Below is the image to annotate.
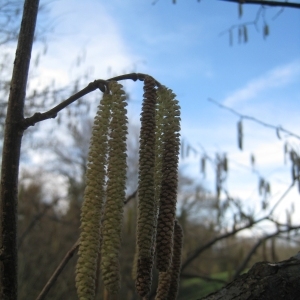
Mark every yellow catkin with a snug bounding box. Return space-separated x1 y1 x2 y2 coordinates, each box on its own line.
100 81 128 295
155 86 181 272
135 76 157 298
75 88 112 300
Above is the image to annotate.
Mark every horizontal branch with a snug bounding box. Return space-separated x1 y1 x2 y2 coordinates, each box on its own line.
21 73 159 130
219 0 300 9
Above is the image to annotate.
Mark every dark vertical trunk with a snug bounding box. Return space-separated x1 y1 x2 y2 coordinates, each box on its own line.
0 0 39 299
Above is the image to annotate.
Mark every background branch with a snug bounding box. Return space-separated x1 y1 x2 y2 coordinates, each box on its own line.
35 239 80 300
208 98 300 140
219 0 300 9
36 189 138 298
233 225 300 279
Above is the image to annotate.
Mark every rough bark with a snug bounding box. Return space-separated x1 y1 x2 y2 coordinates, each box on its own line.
200 253 300 300
0 0 39 299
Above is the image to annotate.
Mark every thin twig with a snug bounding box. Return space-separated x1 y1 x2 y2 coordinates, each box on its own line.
233 225 300 279
181 181 295 273
269 181 295 215
35 239 80 300
181 216 267 272
36 189 137 299
22 73 160 129
18 198 59 250
124 189 138 204
21 79 108 129
219 0 300 9
208 98 300 140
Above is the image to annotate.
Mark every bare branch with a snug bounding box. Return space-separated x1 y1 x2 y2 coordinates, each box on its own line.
181 180 296 273
208 98 300 140
233 225 300 279
219 0 300 9
36 189 137 298
35 239 80 300
18 198 59 250
181 216 267 272
269 181 295 215
21 79 108 129
21 73 159 130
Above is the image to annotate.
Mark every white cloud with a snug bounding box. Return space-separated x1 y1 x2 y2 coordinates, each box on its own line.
223 60 300 106
30 1 139 90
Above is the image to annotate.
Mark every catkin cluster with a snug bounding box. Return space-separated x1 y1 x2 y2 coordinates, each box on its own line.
135 78 182 298
75 81 127 300
75 74 182 300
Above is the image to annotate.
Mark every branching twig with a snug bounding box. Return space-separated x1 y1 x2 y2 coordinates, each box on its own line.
35 239 80 300
208 98 300 140
181 216 267 272
181 181 295 272
21 73 160 130
233 225 300 279
219 0 300 9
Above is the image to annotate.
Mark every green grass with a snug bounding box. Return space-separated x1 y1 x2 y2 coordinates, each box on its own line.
178 271 228 300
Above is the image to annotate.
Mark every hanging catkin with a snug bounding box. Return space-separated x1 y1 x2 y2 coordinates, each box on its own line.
75 86 111 300
155 271 171 300
100 81 128 294
135 76 157 297
167 220 183 299
155 220 183 300
155 86 181 272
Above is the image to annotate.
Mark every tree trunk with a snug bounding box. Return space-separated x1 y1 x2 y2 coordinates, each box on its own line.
0 0 39 299
200 254 300 300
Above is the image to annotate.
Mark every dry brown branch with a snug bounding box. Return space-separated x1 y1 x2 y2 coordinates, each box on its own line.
35 239 80 300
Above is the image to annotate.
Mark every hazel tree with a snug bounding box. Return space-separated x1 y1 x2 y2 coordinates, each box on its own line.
0 1 183 299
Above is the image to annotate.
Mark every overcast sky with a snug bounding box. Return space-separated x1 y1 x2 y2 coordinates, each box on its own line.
28 0 300 225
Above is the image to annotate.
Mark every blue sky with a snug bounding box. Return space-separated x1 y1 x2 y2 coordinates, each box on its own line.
28 0 300 225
